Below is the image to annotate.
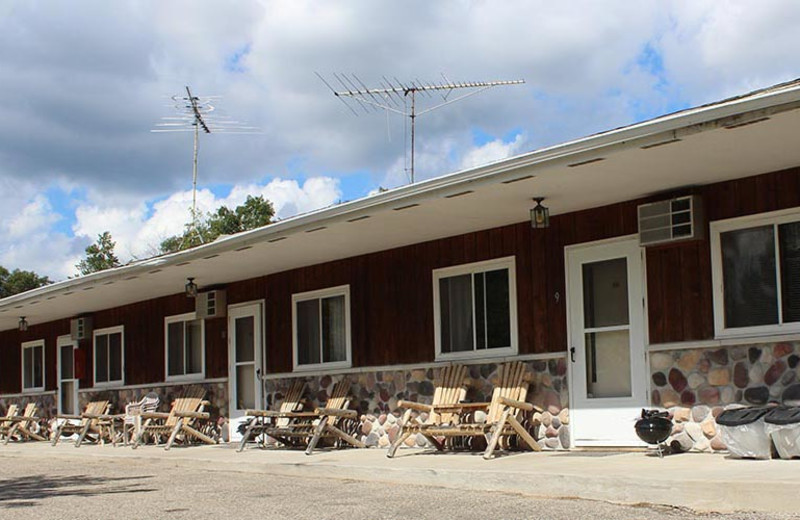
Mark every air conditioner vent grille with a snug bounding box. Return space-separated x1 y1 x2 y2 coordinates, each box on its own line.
638 195 704 246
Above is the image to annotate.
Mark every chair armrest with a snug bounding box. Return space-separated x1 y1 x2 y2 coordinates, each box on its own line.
82 413 105 419
57 414 83 420
98 414 125 420
497 396 535 411
396 401 433 413
431 402 491 413
173 410 210 420
140 412 171 420
7 415 36 421
315 408 358 419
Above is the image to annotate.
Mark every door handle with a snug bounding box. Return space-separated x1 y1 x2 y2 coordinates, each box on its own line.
570 347 576 363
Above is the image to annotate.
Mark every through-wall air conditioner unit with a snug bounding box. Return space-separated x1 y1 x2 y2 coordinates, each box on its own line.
70 316 93 341
638 195 704 246
196 290 227 319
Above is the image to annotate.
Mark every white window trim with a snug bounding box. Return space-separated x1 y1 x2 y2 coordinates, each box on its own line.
93 325 125 388
292 284 352 372
433 255 518 362
710 207 800 339
164 312 206 383
21 339 45 393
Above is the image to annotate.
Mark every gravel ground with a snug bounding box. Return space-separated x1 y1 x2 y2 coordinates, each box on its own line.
1 456 798 520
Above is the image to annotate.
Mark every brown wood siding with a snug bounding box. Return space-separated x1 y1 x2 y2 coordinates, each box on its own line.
2 166 799 390
645 166 800 343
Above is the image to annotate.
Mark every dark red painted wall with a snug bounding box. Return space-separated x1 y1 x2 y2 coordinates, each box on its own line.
1 166 799 392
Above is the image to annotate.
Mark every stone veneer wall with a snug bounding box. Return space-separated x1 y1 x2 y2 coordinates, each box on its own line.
79 381 229 419
650 341 800 452
264 357 571 451
1 382 228 439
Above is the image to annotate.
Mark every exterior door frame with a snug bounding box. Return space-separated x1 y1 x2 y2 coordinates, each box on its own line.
565 235 648 447
56 335 79 415
227 300 265 441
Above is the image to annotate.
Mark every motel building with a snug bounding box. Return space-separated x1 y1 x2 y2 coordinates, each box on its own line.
2 79 800 451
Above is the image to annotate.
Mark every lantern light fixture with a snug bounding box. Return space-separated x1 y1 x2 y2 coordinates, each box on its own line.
18 316 28 332
185 277 198 298
530 197 550 229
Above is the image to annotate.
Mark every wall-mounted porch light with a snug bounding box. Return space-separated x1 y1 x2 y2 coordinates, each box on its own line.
185 277 198 298
530 197 550 229
18 316 28 332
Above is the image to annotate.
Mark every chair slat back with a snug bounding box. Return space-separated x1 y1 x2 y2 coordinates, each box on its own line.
84 400 110 427
278 380 305 413
22 403 37 418
1 405 18 427
276 380 305 427
429 364 469 424
167 387 206 427
487 361 529 424
324 377 351 411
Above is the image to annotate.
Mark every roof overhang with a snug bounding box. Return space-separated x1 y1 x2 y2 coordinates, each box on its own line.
4 80 800 331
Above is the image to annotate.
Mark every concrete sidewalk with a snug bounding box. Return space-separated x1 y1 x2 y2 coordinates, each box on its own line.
1 442 796 515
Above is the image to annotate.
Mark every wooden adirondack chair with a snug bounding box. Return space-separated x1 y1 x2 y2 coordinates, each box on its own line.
132 387 217 450
390 362 542 459
387 364 470 458
0 405 19 443
2 403 47 443
302 377 365 455
52 400 111 447
237 379 306 451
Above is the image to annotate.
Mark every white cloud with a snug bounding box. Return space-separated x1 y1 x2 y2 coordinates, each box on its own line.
3 1 800 282
459 134 528 171
70 176 342 270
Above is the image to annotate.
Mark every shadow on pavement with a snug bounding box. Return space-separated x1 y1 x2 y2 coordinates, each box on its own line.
0 474 156 508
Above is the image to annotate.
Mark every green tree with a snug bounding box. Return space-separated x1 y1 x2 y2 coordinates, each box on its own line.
160 195 275 254
0 266 51 298
76 231 121 275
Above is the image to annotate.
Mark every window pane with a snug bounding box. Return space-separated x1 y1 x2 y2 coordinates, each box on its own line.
585 330 632 398
235 316 255 363
485 269 511 349
23 347 32 389
474 273 486 350
722 226 778 328
33 346 43 388
61 381 76 415
95 335 108 383
780 221 800 323
439 274 473 353
60 345 74 380
186 320 203 374
583 258 629 328
236 365 255 410
297 299 320 365
109 333 122 382
167 322 184 376
322 295 346 362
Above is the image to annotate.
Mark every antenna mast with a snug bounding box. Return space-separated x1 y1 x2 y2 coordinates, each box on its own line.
317 74 524 183
152 86 258 244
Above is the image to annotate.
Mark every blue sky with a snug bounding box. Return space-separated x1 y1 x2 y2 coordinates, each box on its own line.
1 1 799 279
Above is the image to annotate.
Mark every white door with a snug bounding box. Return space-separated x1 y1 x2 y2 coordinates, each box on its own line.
228 302 263 441
57 336 79 415
567 237 647 446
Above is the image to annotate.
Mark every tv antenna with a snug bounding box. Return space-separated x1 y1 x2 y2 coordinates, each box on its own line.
151 86 258 242
317 74 524 183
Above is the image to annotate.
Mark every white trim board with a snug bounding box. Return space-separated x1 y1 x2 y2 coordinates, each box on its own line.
77 377 228 394
262 351 567 380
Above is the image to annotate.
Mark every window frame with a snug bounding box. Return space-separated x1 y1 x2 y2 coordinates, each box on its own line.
291 284 352 372
433 255 518 361
710 208 800 338
21 339 45 393
164 312 206 382
92 325 125 388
